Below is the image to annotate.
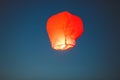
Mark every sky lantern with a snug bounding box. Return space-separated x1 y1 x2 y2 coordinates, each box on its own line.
46 11 84 50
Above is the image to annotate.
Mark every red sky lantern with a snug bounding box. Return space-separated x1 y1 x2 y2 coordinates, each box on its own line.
46 11 84 50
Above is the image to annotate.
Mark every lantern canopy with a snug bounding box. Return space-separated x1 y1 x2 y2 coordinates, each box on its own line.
46 11 84 50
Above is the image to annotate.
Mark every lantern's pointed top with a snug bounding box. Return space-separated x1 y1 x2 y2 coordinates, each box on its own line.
57 11 71 15
62 11 70 13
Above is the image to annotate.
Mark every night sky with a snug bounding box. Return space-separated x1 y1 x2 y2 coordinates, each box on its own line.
0 0 120 80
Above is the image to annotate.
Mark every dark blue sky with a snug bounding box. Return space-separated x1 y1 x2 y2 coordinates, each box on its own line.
0 0 120 80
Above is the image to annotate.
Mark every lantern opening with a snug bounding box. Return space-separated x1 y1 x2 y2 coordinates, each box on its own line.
51 35 76 50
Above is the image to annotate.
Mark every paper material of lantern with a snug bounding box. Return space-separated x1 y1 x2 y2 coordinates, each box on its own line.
46 11 84 50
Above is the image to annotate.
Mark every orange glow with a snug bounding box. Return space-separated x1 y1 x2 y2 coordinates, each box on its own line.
46 11 84 50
